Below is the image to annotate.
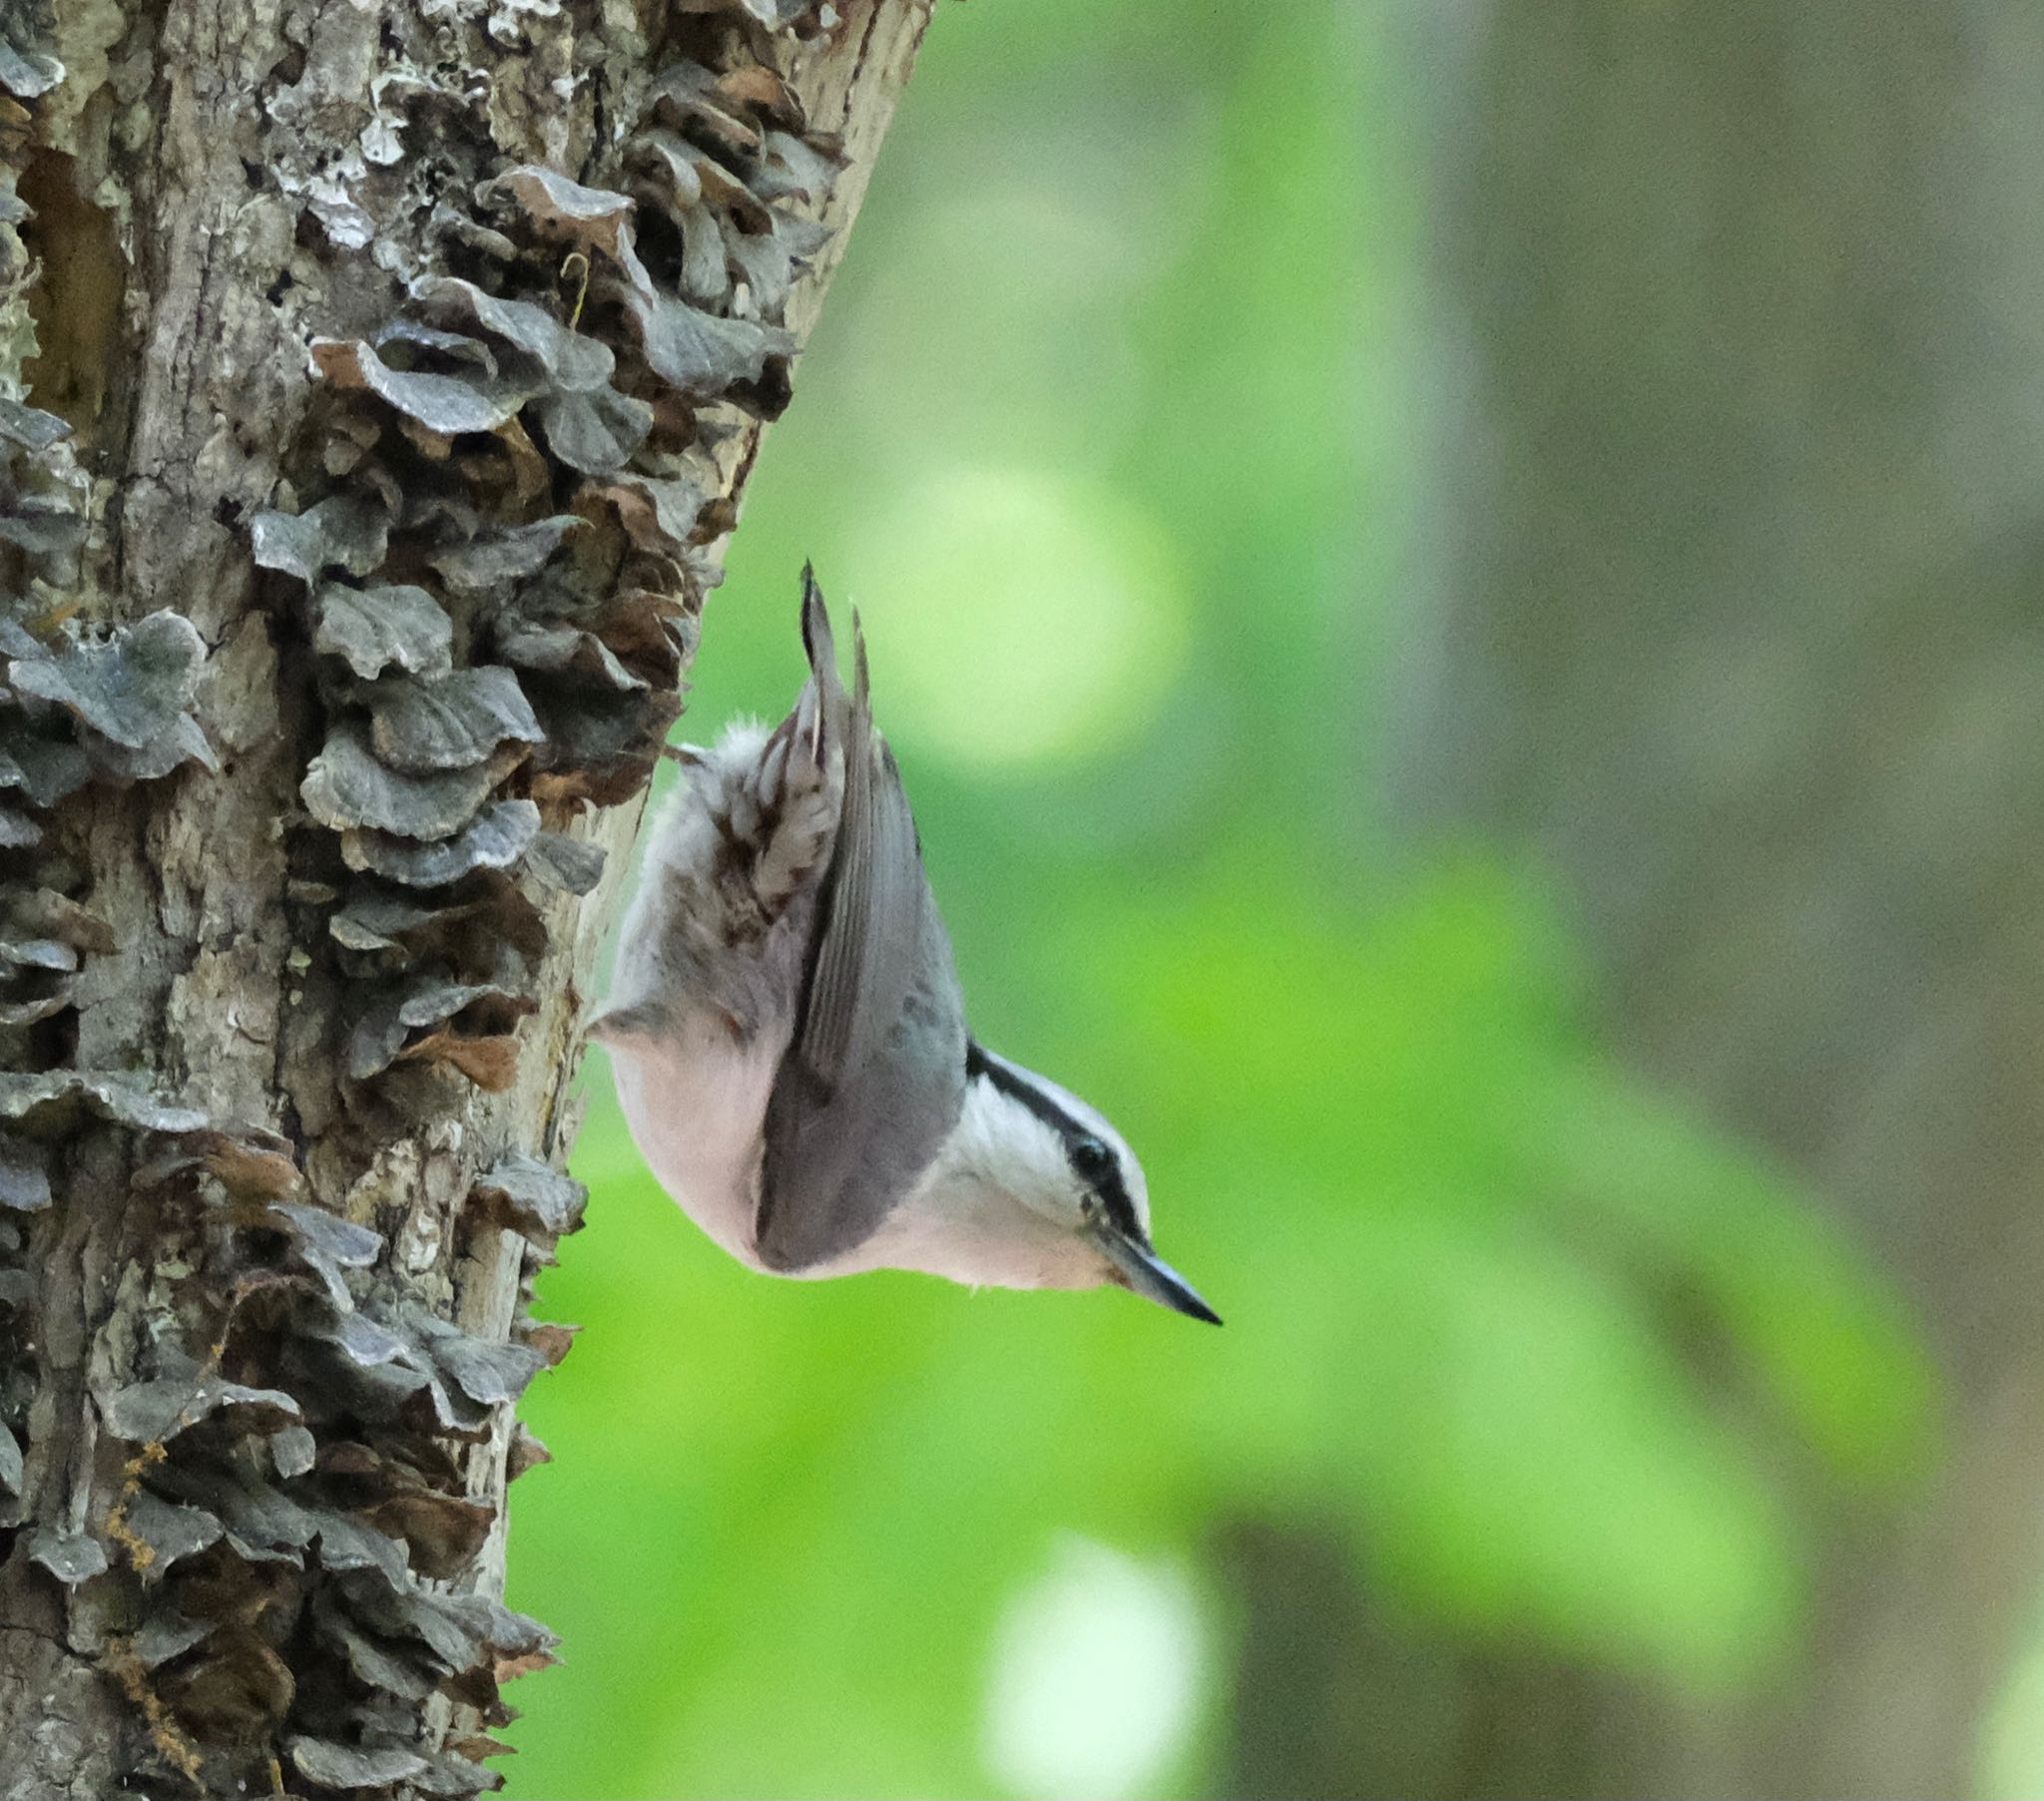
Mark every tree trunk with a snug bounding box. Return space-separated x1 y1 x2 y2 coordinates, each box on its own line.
0 2 925 1794
1396 1 2044 1794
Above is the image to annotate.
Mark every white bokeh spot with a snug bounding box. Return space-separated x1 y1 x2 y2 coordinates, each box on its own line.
982 1537 1205 1801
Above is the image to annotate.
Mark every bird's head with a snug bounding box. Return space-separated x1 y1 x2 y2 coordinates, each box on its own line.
950 1042 1220 1324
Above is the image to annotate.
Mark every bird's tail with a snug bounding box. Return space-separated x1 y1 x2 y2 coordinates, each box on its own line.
741 566 855 917
794 561 856 766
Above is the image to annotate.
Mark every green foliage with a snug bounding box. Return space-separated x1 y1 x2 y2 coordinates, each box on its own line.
501 4 1933 1795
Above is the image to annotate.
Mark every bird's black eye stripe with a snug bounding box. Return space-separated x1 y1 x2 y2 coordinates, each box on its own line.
966 1040 1145 1240
1070 1136 1141 1238
1087 1165 1142 1239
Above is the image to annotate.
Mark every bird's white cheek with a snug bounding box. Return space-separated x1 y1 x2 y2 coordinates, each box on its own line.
847 1188 1114 1293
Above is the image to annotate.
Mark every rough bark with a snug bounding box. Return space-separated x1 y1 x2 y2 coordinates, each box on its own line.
0 2 926 1795
1394 1 2044 1795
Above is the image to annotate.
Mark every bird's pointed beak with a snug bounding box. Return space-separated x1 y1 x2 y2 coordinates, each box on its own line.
1096 1226 1222 1325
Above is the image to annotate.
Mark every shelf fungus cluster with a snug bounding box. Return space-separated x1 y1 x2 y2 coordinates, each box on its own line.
0 388 216 1559
0 0 869 1791
258 23 844 1104
3 413 214 1026
6 1072 587 1797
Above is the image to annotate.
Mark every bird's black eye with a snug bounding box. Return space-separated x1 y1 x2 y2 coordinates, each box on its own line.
1069 1135 1114 1180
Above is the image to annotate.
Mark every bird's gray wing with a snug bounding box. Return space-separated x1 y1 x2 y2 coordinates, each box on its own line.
755 581 966 1271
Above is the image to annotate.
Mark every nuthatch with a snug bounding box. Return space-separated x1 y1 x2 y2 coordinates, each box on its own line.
590 569 1219 1324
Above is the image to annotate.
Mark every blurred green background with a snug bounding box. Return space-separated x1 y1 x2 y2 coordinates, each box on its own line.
498 3 2044 1796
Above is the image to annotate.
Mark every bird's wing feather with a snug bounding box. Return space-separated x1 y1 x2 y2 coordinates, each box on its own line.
755 579 966 1271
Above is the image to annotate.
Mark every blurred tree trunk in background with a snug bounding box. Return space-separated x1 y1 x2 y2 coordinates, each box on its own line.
1218 1518 1666 1799
1381 1 2044 1795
